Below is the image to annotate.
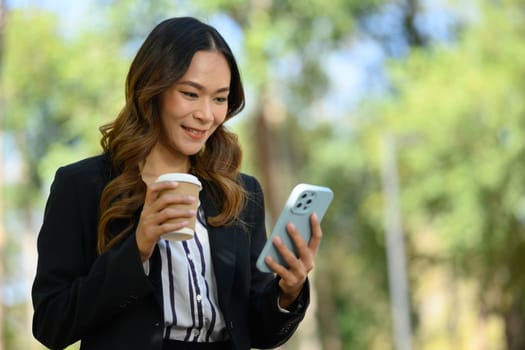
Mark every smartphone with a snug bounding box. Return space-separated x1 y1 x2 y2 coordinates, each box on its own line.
256 183 334 273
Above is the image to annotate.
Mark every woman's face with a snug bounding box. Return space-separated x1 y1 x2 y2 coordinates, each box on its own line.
158 50 231 157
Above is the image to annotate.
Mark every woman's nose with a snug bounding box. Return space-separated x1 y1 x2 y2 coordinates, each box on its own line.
193 100 214 122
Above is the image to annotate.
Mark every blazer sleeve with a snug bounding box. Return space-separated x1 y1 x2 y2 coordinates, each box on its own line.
243 175 310 348
31 165 154 349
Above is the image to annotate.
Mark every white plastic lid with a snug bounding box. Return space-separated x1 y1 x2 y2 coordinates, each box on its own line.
155 173 202 188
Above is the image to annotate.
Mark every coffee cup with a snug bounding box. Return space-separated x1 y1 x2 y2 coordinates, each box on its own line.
155 173 202 240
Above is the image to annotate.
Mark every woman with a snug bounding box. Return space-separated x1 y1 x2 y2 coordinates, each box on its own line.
32 17 323 350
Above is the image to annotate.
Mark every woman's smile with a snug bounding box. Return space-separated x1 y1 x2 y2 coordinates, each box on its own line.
182 125 207 140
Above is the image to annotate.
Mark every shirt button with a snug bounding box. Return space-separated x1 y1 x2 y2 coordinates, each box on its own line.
196 294 202 302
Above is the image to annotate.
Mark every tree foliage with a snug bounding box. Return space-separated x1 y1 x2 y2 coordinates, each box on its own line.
3 9 126 202
340 1 525 348
2 7 127 349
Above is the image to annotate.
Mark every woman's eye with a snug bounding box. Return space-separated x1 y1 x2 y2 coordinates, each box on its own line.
182 91 198 98
214 96 228 103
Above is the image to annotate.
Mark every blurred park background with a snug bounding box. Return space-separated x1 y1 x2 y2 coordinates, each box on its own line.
1 0 525 349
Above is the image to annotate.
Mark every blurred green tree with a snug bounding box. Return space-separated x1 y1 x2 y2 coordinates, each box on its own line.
344 1 525 348
2 7 127 349
3 9 126 204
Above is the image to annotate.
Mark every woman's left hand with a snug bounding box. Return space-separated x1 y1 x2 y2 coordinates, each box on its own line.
264 212 323 310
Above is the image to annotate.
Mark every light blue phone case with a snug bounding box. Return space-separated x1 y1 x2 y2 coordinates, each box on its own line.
256 183 334 273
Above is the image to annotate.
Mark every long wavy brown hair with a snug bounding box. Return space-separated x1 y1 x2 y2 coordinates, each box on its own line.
97 17 246 254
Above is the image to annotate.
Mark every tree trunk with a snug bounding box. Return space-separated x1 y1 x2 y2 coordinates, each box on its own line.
317 267 342 350
252 87 298 219
504 301 525 350
0 130 5 350
253 104 283 221
0 0 7 348
403 0 427 47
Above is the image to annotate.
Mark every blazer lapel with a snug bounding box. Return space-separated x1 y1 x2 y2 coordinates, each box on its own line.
199 187 238 307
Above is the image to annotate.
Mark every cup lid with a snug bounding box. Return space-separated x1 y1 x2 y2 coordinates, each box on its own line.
155 173 202 188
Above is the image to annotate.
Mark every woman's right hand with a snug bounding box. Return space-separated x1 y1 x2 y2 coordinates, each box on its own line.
135 181 197 261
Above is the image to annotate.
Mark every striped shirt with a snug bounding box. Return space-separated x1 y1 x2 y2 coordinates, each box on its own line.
157 208 228 342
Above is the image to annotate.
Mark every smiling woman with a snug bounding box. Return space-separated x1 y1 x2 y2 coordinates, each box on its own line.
151 51 232 167
31 16 326 350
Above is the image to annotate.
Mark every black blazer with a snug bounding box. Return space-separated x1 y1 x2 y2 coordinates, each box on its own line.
32 155 309 350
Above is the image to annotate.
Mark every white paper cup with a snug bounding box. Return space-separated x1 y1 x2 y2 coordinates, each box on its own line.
155 173 202 240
